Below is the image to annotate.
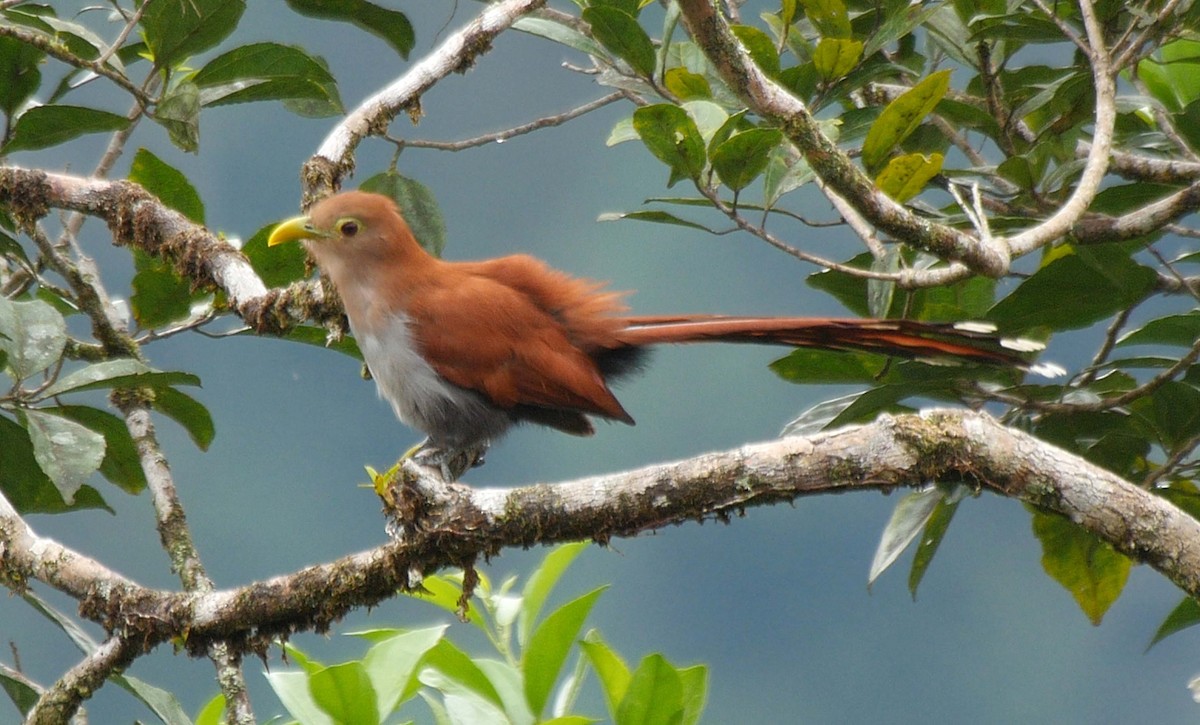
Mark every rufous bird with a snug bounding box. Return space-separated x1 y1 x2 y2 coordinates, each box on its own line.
269 191 1056 458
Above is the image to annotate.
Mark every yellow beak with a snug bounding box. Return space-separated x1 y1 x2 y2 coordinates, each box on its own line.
268 215 321 246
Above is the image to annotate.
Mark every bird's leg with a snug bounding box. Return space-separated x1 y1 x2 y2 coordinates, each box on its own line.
406 439 487 481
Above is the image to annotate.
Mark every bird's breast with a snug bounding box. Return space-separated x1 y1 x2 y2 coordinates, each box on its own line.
352 313 511 447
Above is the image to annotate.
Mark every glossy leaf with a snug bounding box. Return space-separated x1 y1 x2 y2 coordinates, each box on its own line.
862 70 951 171
0 415 108 514
420 639 505 710
869 486 942 587
155 82 201 153
812 37 862 82
112 674 193 725
38 359 200 398
908 495 961 599
520 541 590 647
663 67 711 99
130 249 206 329
285 0 414 59
266 670 335 725
581 630 632 718
730 25 780 77
243 223 309 287
0 297 66 379
129 148 206 223
141 0 246 68
3 104 130 153
710 128 784 192
361 625 448 715
597 210 719 233
988 246 1157 332
1032 509 1131 625
770 347 888 384
632 104 705 187
524 587 607 717
194 42 343 114
875 152 944 202
677 664 707 725
763 146 813 208
798 0 852 38
0 34 43 117
514 16 607 58
52 405 147 494
24 408 106 504
1148 597 1200 650
309 662 379 725
359 173 446 257
409 574 487 630
584 6 656 78
0 665 37 718
616 653 683 725
1117 312 1200 348
152 386 216 451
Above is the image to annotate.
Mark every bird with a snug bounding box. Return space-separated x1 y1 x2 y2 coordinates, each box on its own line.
268 190 1056 465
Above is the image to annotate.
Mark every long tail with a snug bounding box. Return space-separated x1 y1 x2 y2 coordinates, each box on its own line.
613 315 1063 376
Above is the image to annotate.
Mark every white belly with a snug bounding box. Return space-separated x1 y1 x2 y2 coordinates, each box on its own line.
353 314 510 447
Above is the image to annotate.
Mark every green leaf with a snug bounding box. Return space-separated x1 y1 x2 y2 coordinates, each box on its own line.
112 673 194 725
130 249 206 328
3 104 130 153
798 0 852 38
408 574 487 630
155 82 201 153
420 639 505 710
285 0 414 59
1137 39 1200 112
0 665 38 717
39 359 201 398
362 626 449 716
266 670 335 725
1117 312 1200 347
584 6 656 78
129 148 205 223
309 662 379 725
1148 597 1200 650
515 17 607 58
868 485 942 587
52 406 147 494
475 658 535 724
1031 509 1131 625
24 408 106 505
152 386 215 451
677 664 707 725
597 210 719 234
359 173 446 257
812 37 862 82
875 152 943 202
0 296 66 379
195 694 225 725
616 653 683 725
520 542 590 647
988 246 1158 332
524 586 607 718
769 347 888 384
0 34 43 117
0 414 109 514
763 146 813 208
908 495 960 599
862 69 951 171
194 42 343 114
730 25 780 77
710 128 784 193
243 223 309 287
633 104 705 187
663 67 711 100
141 0 246 69
581 630 632 719
1138 381 1200 450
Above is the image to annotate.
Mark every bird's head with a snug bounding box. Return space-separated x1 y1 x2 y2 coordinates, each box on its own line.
268 191 427 278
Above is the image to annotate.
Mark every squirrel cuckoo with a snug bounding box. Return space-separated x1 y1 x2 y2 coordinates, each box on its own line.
269 191 1055 454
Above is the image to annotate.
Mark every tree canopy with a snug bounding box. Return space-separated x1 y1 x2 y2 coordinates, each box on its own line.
3 0 1200 722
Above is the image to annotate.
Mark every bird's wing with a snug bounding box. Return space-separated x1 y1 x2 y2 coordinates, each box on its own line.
407 274 635 424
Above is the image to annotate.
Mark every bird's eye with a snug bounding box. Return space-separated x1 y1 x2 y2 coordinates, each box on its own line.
339 220 359 237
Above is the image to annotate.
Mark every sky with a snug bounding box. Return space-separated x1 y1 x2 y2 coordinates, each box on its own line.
4 2 1200 723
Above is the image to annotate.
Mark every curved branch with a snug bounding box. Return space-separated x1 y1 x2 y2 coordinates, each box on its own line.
302 0 548 204
674 0 1010 277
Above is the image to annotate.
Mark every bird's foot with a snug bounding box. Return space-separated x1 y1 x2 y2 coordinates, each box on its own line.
405 439 487 481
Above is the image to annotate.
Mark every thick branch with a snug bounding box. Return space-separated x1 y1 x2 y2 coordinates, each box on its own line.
674 0 1010 277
